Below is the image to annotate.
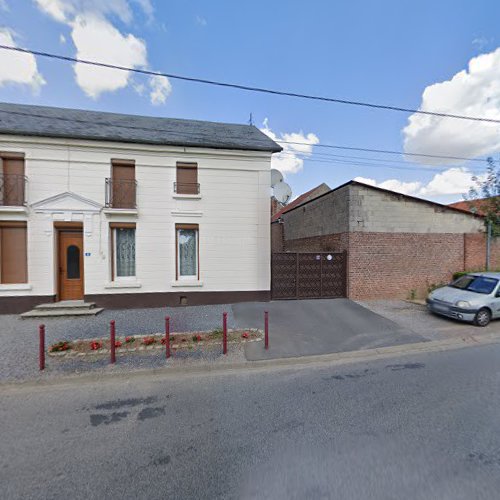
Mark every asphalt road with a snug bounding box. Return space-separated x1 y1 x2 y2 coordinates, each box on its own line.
235 299 425 360
2 344 500 499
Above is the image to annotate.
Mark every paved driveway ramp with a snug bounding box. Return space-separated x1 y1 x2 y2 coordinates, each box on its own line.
232 299 426 361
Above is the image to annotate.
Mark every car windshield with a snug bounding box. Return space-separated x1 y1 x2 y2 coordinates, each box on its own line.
450 275 499 295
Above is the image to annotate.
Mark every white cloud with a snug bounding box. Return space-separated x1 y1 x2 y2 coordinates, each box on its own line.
132 81 146 96
260 119 319 174
0 29 46 92
59 33 66 43
472 36 490 51
149 74 172 105
35 0 134 24
355 167 482 198
403 47 500 165
0 0 9 12
71 14 147 98
354 176 422 196
196 15 207 26
133 0 154 22
418 167 479 196
34 0 172 103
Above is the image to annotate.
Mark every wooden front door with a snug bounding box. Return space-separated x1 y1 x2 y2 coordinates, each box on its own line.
58 231 84 301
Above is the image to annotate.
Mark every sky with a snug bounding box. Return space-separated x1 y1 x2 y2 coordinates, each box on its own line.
0 0 499 204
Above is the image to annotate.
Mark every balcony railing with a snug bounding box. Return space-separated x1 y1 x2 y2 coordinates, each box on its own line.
0 173 27 206
105 178 137 209
173 182 200 195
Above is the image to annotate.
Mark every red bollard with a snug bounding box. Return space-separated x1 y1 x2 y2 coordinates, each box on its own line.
39 324 45 371
165 316 171 359
223 312 228 355
264 311 269 350
110 320 116 364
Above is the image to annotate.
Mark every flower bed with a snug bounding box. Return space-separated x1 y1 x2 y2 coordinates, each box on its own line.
47 328 262 357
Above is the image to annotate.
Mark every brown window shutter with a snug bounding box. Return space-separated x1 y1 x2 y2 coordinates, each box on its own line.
2 157 25 206
176 163 198 194
0 223 27 284
111 160 136 208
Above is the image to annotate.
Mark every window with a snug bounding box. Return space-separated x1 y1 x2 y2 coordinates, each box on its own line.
66 245 80 279
0 153 25 206
110 223 136 279
450 275 498 295
175 163 199 194
109 160 136 208
0 221 27 284
176 224 199 279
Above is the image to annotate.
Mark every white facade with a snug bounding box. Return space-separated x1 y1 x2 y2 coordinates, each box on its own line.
0 134 272 306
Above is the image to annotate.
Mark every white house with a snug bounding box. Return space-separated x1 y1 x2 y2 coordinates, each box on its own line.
0 102 281 314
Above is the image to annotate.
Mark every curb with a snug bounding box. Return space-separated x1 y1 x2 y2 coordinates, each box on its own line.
3 331 500 390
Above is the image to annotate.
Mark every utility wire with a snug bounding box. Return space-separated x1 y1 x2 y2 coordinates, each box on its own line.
0 108 489 165
2 44 500 125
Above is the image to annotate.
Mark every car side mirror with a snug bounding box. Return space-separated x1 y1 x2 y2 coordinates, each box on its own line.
497 290 500 298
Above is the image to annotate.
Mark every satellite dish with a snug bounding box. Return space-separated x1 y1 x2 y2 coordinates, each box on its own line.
271 169 284 187
273 182 292 204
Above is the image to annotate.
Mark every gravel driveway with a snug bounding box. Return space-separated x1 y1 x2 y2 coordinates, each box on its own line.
0 304 237 383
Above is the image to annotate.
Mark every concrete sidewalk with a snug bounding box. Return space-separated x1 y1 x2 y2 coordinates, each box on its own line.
234 299 426 361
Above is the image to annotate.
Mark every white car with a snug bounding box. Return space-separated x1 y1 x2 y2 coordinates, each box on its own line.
426 272 500 327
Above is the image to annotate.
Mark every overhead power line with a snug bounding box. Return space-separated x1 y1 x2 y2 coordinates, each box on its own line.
1 44 500 125
0 107 489 165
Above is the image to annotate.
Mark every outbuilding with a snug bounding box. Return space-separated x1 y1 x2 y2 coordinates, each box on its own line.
271 180 498 300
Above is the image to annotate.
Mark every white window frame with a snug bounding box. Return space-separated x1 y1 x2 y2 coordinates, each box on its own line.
112 227 136 281
176 226 198 280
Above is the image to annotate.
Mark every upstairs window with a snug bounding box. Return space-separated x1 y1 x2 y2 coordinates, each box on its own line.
0 153 25 206
110 223 136 280
109 160 136 208
0 221 27 284
175 162 199 194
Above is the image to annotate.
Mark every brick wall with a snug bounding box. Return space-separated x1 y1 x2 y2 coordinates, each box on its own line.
283 232 349 253
271 222 284 252
347 232 481 300
492 237 500 269
464 233 486 271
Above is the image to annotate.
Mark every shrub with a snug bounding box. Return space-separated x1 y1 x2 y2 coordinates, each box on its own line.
90 341 102 350
49 341 71 352
142 336 156 346
453 269 500 280
210 328 223 339
427 281 448 294
125 336 135 343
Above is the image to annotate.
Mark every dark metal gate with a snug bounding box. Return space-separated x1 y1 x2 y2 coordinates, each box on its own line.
271 251 347 300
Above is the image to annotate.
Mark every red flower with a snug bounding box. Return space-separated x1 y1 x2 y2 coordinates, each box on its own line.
142 336 156 345
125 336 135 343
242 332 249 339
115 341 122 348
90 341 102 350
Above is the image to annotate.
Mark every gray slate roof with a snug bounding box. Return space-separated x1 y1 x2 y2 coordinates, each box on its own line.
0 102 282 153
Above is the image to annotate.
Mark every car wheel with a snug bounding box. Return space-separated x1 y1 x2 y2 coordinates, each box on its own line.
474 308 491 327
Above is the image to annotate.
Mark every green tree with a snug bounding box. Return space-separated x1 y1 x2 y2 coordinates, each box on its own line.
466 157 500 235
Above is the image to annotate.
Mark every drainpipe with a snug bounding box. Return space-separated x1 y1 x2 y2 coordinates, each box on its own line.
486 221 492 271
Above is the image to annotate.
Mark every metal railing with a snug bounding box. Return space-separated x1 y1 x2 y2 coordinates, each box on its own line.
173 182 200 195
105 178 137 209
0 173 27 206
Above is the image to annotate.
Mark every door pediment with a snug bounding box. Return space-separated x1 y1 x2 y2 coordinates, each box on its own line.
31 192 102 213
